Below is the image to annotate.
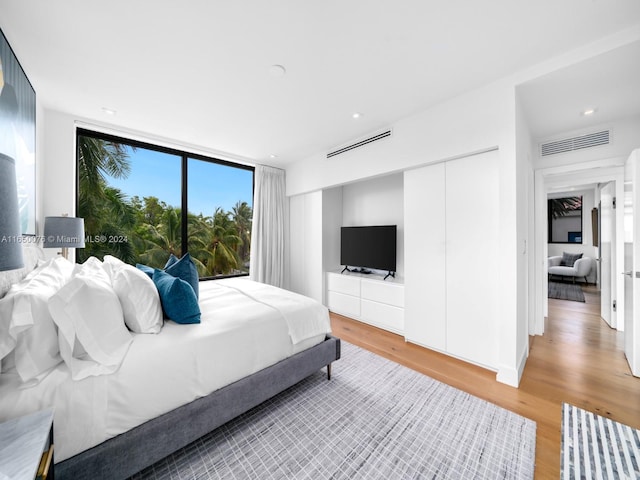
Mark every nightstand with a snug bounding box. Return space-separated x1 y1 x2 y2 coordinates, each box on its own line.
0 408 55 480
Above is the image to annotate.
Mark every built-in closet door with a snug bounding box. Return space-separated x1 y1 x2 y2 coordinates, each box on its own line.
404 151 499 368
288 191 323 302
404 163 446 351
445 151 499 368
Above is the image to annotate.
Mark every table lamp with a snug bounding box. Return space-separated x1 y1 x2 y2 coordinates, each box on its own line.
43 215 85 259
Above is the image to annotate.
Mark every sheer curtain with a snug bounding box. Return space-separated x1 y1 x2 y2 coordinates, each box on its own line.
249 165 286 287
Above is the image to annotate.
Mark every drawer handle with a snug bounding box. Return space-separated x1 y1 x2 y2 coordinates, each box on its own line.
36 444 54 480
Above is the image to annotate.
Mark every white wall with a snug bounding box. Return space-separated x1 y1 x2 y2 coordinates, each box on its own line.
549 214 582 243
40 109 78 260
41 110 77 221
322 186 343 302
285 78 524 386
513 91 534 385
286 80 509 197
341 173 404 278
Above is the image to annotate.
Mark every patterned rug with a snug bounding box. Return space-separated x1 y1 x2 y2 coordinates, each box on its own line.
561 403 640 479
549 281 585 302
131 342 536 479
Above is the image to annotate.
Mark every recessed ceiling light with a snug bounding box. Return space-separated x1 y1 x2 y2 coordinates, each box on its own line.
269 65 286 77
352 112 363 119
269 154 278 159
102 107 117 115
581 107 597 116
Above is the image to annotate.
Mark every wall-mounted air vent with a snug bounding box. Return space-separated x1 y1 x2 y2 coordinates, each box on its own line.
540 130 610 157
327 129 392 159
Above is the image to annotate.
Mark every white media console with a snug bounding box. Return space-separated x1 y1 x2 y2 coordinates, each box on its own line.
326 271 404 335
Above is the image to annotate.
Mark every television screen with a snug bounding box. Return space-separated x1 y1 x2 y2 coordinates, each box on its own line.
340 225 396 273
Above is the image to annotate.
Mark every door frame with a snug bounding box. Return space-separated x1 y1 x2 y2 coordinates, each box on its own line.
533 159 625 336
600 181 616 327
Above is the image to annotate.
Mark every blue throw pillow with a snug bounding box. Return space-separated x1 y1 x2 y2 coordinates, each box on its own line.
152 269 201 324
164 254 179 269
164 253 199 299
136 263 155 278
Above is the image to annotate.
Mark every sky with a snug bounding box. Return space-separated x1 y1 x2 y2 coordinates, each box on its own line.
106 146 253 217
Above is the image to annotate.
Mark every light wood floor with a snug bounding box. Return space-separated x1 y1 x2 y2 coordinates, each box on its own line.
330 284 640 478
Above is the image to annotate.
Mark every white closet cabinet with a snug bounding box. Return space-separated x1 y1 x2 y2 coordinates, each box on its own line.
404 162 447 351
289 191 323 303
404 151 500 369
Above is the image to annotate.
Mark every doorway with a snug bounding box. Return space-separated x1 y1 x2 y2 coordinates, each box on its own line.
533 164 625 338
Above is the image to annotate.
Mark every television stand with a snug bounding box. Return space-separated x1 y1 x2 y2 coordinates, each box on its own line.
327 271 404 334
340 267 396 280
341 266 371 274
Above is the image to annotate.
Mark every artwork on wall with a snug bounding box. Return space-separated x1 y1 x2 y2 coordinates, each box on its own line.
0 27 36 235
547 196 583 244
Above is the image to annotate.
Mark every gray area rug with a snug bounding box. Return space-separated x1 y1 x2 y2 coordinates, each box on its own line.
561 403 640 479
549 281 585 302
131 342 536 479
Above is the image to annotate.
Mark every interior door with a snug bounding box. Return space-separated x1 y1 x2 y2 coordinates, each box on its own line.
624 149 640 376
600 182 615 327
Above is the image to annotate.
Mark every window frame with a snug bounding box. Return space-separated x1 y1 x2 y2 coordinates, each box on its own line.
75 127 255 280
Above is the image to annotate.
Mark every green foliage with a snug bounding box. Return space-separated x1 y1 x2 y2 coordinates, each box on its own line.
77 136 252 276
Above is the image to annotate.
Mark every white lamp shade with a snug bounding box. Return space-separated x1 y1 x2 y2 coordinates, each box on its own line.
0 153 25 271
43 217 86 248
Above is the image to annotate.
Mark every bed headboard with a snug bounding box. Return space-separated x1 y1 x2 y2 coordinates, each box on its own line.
0 242 44 297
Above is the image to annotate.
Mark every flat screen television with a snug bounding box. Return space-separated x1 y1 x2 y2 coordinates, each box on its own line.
340 225 396 279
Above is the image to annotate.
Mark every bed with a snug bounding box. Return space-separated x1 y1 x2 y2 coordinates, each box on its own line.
0 249 340 479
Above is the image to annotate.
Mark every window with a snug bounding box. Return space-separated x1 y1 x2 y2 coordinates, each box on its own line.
76 129 254 279
548 196 582 244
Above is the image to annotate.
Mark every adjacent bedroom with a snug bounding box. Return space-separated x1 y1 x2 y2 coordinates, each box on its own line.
1 1 640 479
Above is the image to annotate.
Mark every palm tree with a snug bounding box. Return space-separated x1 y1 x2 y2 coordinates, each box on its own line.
231 201 252 267
77 136 131 196
77 136 136 263
136 207 182 268
201 207 242 276
184 213 215 276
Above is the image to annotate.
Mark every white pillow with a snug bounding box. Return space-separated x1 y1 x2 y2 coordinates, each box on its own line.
102 255 163 334
76 255 110 282
48 257 133 380
0 257 74 383
49 270 133 381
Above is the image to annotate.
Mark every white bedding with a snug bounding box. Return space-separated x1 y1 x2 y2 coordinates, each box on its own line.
0 278 331 462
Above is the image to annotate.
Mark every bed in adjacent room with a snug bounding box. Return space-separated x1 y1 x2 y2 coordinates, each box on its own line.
0 249 340 479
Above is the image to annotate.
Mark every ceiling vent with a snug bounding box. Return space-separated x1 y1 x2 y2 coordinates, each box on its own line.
540 130 610 157
327 129 392 159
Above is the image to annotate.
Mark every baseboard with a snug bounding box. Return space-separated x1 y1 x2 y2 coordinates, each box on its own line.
496 346 528 388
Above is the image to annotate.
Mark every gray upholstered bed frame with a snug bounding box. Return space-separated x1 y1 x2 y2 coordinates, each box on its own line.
55 334 341 479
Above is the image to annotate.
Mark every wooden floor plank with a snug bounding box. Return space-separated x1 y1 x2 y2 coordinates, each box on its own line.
330 284 640 479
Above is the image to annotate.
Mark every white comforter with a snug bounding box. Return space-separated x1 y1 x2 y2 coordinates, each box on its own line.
0 278 331 462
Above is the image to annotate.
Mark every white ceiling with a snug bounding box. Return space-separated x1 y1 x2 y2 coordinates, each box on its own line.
1 0 640 166
517 39 640 141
